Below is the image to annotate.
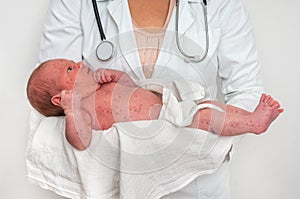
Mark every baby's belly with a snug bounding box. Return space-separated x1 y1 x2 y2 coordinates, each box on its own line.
94 83 162 130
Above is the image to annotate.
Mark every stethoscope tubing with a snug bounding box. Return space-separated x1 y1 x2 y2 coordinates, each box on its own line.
92 0 106 41
175 0 209 63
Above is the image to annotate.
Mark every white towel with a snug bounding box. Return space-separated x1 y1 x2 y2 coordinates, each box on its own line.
26 80 233 199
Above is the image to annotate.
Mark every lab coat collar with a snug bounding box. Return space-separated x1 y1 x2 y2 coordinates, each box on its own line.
156 0 196 70
175 0 197 35
107 0 145 79
106 0 123 31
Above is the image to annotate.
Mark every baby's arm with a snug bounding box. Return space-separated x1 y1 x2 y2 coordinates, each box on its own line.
60 90 92 150
94 68 136 87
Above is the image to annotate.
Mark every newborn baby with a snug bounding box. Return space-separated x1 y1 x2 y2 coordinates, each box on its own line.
27 59 283 150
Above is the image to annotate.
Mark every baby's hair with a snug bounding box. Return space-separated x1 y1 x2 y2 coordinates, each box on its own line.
27 61 64 116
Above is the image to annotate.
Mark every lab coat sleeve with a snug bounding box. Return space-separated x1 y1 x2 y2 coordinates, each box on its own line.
217 0 265 112
39 0 83 63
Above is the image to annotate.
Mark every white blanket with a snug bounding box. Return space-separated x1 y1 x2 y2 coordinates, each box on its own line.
26 80 233 199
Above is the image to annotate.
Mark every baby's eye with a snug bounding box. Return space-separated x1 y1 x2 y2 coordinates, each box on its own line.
67 67 73 73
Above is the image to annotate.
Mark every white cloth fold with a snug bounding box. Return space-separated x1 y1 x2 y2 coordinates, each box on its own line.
26 80 233 199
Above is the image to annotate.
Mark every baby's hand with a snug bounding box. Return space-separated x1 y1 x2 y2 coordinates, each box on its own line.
94 68 136 87
60 90 82 115
93 68 115 84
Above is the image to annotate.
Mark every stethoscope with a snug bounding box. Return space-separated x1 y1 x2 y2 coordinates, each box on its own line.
92 0 209 63
175 0 209 62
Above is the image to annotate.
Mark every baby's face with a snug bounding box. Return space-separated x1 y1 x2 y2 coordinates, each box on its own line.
46 59 99 96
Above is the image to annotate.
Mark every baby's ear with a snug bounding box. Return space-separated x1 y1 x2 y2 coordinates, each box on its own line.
51 94 61 106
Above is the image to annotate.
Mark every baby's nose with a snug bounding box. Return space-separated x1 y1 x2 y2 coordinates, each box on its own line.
77 62 83 68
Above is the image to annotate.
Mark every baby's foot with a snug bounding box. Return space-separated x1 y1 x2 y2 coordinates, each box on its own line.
250 94 284 134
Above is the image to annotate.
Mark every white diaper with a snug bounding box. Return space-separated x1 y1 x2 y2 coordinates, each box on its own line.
140 79 224 127
158 80 205 127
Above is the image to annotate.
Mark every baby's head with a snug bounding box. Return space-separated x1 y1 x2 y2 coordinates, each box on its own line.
27 59 96 116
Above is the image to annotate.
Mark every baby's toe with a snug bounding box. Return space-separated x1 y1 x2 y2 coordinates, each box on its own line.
260 94 267 102
273 103 280 109
266 95 272 103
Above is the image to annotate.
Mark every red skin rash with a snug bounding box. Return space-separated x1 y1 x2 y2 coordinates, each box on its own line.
81 82 162 130
189 94 284 136
81 82 284 137
65 82 284 150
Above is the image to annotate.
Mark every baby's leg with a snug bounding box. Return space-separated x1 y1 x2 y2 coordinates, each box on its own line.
189 94 283 136
198 100 251 115
189 106 252 136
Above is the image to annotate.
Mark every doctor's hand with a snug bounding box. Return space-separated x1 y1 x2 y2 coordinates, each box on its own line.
94 68 136 87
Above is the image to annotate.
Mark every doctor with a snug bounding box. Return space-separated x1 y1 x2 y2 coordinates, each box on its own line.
35 0 264 198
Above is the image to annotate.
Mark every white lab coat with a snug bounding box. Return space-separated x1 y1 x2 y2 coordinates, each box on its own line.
29 0 264 198
40 0 263 108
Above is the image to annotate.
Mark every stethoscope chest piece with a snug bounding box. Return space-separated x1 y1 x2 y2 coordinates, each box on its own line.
96 40 114 61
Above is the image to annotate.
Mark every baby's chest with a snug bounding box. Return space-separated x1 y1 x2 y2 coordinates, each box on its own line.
80 89 114 130
92 91 117 129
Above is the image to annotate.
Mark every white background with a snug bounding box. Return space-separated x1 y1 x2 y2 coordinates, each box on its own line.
0 0 299 198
